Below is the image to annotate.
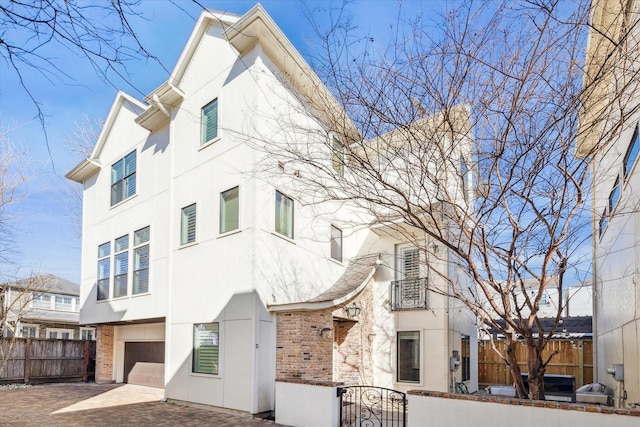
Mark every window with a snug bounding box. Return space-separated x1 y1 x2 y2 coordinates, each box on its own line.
609 177 620 212
332 135 344 176
20 324 39 338
54 295 73 311
275 191 294 239
330 225 342 262
181 204 197 245
47 328 74 340
201 99 218 145
133 226 150 294
461 335 471 382
397 331 420 382
397 245 421 301
599 209 608 238
220 187 239 234
193 323 219 375
113 234 129 298
97 242 111 300
111 150 136 205
32 293 52 309
624 126 639 180
80 328 96 340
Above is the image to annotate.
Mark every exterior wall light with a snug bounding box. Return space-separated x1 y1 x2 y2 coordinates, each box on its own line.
344 302 361 318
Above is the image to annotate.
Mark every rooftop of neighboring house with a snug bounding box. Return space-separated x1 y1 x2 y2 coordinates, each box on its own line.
1 274 80 296
484 316 593 340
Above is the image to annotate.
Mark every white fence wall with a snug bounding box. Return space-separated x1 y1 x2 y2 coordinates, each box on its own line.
408 391 640 427
275 380 341 427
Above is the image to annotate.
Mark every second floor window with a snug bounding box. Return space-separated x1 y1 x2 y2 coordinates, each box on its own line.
275 191 294 239
220 187 239 234
201 98 218 145
111 150 136 206
97 242 111 300
624 126 639 180
181 204 197 245
331 225 342 262
114 235 129 298
133 226 150 294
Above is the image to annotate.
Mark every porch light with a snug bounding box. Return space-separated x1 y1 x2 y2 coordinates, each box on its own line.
344 302 361 318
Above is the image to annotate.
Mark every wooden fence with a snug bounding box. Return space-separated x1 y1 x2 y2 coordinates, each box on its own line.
478 339 593 388
0 338 96 384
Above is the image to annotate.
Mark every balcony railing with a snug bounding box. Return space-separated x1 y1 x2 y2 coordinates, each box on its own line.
390 278 428 311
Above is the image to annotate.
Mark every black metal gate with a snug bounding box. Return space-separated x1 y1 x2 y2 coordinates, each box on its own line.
338 386 407 427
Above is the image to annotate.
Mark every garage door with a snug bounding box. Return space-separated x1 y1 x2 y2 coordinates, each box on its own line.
124 342 165 388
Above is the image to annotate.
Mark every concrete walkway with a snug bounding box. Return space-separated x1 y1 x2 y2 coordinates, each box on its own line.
0 383 287 426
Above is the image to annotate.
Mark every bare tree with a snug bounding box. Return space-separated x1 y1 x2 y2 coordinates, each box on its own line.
260 0 639 400
0 274 51 377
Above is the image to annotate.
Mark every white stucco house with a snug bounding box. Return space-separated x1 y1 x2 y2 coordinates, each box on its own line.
577 0 640 408
66 4 478 416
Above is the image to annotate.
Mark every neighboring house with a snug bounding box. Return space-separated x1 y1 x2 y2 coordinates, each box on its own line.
577 0 640 408
483 278 592 321
66 5 477 416
0 274 95 340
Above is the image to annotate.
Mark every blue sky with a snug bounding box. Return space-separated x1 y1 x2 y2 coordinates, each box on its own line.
1 0 433 283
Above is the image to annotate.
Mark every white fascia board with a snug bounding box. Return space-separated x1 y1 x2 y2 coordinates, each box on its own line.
64 158 102 183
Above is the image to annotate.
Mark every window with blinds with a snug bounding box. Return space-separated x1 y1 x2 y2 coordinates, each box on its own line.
201 98 218 145
193 323 219 375
97 242 111 300
133 226 150 294
397 246 421 301
111 150 136 206
275 191 294 239
113 234 129 298
181 204 197 245
220 187 239 234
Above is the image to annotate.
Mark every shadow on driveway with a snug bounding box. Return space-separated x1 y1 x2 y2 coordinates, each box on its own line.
0 383 286 426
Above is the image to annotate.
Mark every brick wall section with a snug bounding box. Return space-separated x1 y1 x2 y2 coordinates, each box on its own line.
333 281 374 385
95 324 114 383
276 309 333 381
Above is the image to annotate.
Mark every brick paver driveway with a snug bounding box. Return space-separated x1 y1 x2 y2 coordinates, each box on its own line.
0 383 287 426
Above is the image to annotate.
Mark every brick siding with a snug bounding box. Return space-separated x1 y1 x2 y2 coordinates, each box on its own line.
276 309 334 381
95 324 115 383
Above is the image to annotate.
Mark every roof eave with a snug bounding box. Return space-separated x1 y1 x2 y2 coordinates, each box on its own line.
64 158 102 183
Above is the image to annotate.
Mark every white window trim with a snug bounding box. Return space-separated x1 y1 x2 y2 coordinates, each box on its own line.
191 321 223 378
80 327 96 340
396 330 422 385
47 328 75 340
18 323 40 338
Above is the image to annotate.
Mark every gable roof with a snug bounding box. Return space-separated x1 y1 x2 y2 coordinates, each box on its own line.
2 274 80 296
138 4 361 141
66 91 147 183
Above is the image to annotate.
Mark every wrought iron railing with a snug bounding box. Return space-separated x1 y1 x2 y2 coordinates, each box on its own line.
338 386 406 427
390 277 428 311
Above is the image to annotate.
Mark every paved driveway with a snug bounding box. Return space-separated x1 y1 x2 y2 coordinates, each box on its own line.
0 383 287 426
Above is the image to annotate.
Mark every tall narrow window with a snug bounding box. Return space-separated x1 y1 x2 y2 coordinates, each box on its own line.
97 242 111 301
220 187 239 234
111 150 136 205
330 225 342 262
397 331 420 382
133 226 150 294
461 335 471 382
609 177 620 212
193 323 219 375
396 245 421 303
275 191 294 239
332 135 344 176
181 204 197 245
599 209 608 238
624 126 639 180
201 99 218 145
113 234 129 298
